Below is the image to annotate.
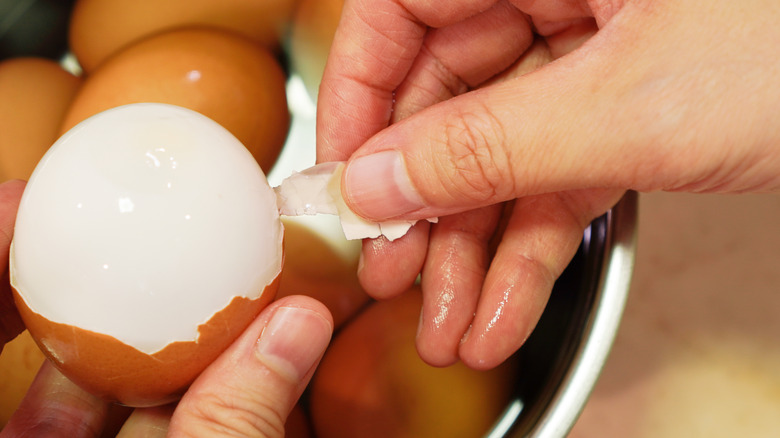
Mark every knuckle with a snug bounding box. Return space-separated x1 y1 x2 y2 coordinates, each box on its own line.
436 100 513 204
188 390 285 438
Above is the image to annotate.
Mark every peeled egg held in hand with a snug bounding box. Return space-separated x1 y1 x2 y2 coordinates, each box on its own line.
9 103 283 407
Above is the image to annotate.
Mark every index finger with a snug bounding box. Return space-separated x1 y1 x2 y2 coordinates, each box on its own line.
316 0 500 162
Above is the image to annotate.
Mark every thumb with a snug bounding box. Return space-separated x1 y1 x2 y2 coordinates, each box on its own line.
341 3 780 222
168 296 333 438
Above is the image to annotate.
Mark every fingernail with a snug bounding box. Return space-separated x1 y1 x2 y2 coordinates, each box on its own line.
256 307 332 381
344 150 426 220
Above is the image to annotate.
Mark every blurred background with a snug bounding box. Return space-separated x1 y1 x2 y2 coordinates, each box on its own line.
572 192 780 437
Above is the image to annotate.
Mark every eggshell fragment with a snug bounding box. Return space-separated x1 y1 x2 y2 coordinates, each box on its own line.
9 103 283 406
274 162 436 241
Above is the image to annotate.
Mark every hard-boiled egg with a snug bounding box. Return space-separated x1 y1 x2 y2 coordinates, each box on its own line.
9 103 283 407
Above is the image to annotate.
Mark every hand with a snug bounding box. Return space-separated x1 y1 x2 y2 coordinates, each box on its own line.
1 181 333 438
317 0 780 369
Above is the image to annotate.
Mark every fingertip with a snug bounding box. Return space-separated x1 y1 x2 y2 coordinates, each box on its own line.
255 298 334 383
356 224 428 299
170 296 334 437
458 327 528 371
415 329 460 368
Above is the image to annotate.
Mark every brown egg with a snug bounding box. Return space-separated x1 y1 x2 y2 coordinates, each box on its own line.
309 287 518 438
288 0 344 100
0 57 81 182
286 403 314 438
13 288 277 407
69 0 298 72
60 27 290 174
277 219 369 329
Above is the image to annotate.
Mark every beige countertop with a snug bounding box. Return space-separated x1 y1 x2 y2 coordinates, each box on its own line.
570 192 780 437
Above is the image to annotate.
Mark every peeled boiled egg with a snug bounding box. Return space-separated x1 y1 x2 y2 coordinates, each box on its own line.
9 103 283 407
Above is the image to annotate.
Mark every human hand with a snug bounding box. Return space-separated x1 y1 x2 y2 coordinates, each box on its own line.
1 179 333 437
317 0 780 369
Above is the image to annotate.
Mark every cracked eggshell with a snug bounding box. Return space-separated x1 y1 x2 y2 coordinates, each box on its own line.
9 103 283 407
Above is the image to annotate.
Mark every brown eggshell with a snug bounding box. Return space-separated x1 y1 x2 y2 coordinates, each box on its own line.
12 274 279 407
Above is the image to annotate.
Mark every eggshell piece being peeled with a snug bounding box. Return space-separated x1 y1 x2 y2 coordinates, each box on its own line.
9 103 283 407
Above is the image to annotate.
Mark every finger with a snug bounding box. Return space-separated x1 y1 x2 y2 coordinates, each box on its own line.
509 0 619 29
316 0 426 162
168 295 333 438
1 179 27 347
459 189 625 369
402 0 501 28
542 17 597 59
416 205 502 367
509 0 594 33
317 0 510 162
357 221 429 299
392 1 533 121
1 361 110 437
482 37 554 86
116 404 175 438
